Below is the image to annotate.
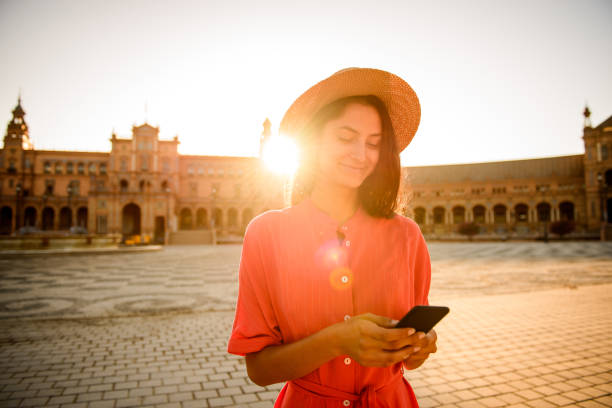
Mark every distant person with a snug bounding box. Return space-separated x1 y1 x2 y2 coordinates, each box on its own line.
228 67 435 407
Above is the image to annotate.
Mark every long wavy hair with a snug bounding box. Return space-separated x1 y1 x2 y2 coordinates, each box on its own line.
290 95 401 218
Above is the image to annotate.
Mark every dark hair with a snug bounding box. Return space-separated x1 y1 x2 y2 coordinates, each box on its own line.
291 95 401 218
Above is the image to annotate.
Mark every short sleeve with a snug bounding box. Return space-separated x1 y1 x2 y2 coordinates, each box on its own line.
227 217 283 356
408 221 431 306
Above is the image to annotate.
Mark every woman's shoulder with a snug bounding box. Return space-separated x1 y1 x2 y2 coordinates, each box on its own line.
244 206 295 237
376 212 423 234
373 212 426 245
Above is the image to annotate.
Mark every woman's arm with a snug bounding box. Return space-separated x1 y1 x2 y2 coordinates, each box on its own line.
245 320 343 386
246 314 420 386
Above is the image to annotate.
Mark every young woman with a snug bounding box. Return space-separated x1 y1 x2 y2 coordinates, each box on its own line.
228 68 436 407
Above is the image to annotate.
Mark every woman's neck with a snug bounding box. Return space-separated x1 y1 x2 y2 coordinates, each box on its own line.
309 182 359 225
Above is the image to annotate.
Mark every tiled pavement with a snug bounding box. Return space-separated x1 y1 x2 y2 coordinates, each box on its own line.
0 242 611 407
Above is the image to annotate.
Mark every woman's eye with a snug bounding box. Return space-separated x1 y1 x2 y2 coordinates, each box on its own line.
367 142 380 149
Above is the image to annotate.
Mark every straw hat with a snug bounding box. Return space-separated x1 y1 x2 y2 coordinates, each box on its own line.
279 67 421 152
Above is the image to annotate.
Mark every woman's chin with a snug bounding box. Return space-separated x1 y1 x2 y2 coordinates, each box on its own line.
332 175 367 190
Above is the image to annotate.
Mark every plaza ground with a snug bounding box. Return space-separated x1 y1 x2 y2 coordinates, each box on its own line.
0 242 611 407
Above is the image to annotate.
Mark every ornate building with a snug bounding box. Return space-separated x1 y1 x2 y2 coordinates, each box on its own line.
401 107 612 239
0 98 610 241
0 98 284 243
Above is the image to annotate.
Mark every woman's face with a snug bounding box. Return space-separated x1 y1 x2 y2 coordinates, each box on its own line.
315 103 382 190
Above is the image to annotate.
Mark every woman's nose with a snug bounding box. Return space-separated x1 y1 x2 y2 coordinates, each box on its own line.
349 141 367 160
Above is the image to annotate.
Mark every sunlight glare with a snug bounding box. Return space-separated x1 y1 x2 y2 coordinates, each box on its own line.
261 135 299 175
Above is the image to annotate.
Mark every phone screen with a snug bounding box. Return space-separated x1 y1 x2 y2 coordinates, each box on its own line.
394 305 449 333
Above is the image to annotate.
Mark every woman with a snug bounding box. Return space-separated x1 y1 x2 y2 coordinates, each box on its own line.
228 67 436 407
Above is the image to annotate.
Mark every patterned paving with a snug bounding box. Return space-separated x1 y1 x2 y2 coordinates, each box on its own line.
0 242 610 320
0 242 611 407
0 246 241 320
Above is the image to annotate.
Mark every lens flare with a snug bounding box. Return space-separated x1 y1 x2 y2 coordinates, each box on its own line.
314 240 348 271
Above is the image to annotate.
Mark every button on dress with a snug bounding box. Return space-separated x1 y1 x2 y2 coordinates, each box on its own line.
228 198 432 407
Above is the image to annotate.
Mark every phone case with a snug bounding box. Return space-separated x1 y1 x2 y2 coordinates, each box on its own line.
394 305 449 332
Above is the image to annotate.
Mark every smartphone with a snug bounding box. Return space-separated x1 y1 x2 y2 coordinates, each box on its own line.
394 305 449 333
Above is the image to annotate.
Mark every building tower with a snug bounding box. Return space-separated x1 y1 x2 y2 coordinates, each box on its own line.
582 106 612 238
3 96 33 153
1 96 35 231
259 118 272 157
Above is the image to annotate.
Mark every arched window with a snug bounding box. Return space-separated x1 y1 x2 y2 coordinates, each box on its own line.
196 208 208 229
433 207 445 225
559 201 574 221
414 207 426 225
120 179 129 193
514 203 529 222
493 204 507 224
77 207 88 229
472 205 485 224
0 206 13 234
537 202 551 222
59 207 72 230
213 208 223 228
228 208 238 228
605 169 612 187
24 207 37 227
42 207 54 230
180 208 193 230
452 206 465 224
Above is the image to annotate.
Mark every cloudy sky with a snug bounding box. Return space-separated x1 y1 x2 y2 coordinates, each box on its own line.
1 0 611 166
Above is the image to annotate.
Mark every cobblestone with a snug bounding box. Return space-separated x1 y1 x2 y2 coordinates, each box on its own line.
0 243 610 407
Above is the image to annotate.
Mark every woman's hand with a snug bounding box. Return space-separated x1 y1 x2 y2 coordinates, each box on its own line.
403 329 437 370
336 313 424 367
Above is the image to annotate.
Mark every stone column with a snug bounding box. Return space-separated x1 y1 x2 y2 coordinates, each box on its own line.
53 207 60 230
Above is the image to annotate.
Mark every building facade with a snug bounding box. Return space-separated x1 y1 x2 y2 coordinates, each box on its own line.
1 98 611 241
0 99 285 243
400 109 612 239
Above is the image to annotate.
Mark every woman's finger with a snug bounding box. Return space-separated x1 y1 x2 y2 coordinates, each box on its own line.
382 331 426 351
362 323 415 344
362 345 422 367
354 313 396 328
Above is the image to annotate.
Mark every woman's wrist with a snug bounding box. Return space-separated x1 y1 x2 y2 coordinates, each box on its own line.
323 321 350 357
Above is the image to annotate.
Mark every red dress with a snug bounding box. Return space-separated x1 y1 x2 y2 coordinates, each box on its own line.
228 198 431 407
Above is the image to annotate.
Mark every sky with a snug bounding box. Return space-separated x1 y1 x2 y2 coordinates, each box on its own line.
0 0 611 166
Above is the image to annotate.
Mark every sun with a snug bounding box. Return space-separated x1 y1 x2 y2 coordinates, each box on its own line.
261 135 299 176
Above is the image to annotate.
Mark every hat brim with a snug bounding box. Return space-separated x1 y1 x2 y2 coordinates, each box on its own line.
279 67 421 153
